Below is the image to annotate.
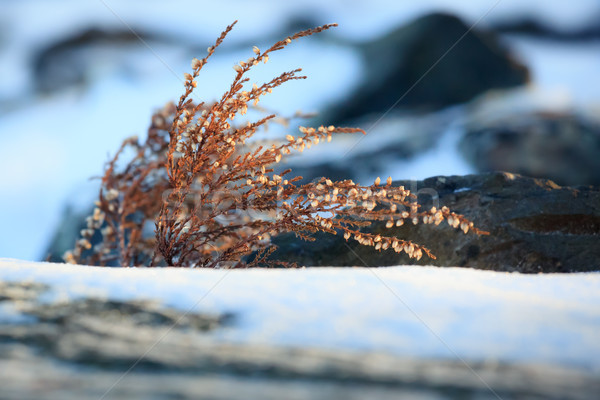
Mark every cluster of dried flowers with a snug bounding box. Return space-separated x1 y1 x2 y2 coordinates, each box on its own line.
65 21 487 268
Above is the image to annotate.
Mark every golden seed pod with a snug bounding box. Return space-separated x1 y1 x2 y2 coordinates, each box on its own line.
191 58 202 69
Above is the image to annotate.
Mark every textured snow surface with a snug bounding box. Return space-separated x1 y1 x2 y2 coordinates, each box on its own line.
1 258 599 372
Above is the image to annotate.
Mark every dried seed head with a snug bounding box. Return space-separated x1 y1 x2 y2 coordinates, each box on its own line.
233 64 243 73
92 207 104 221
415 249 423 261
461 221 469 234
191 58 203 69
252 46 260 54
63 250 76 264
78 239 92 250
105 188 119 201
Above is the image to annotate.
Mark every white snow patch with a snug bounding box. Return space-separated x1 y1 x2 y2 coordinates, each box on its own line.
1 258 599 372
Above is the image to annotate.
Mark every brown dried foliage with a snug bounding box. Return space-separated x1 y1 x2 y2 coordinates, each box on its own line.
65 21 487 268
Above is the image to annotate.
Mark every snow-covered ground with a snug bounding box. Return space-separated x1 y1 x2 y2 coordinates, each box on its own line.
1 258 599 373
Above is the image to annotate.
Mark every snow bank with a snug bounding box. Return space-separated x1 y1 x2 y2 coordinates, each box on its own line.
1 258 599 372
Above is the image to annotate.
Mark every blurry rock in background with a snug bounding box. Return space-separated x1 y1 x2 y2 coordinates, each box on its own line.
324 12 529 125
461 89 600 186
491 13 600 41
43 206 86 263
291 11 531 184
30 19 324 97
33 28 182 94
284 108 459 184
43 205 112 265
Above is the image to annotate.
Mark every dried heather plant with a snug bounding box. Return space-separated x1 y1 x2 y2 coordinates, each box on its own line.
65 21 487 268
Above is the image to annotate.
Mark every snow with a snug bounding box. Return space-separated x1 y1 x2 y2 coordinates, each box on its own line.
1 258 599 373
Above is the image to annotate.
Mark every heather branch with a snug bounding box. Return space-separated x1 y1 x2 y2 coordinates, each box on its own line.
66 21 488 269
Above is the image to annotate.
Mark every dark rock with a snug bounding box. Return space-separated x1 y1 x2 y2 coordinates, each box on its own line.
491 15 600 41
282 109 456 184
42 206 91 263
459 111 600 186
269 172 600 273
325 12 529 125
280 140 425 185
32 28 178 94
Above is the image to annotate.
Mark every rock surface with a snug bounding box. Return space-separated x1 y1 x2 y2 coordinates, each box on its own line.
1 279 598 400
460 110 600 186
270 172 600 273
324 12 529 124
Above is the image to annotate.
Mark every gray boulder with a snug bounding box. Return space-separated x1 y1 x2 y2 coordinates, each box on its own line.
325 12 529 124
459 111 600 186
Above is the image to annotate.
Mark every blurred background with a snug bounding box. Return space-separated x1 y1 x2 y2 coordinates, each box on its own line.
1 0 599 261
